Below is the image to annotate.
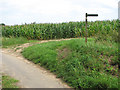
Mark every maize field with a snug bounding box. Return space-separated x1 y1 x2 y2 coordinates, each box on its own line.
2 20 118 40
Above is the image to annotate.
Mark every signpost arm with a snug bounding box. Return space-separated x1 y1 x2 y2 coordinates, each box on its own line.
85 13 98 43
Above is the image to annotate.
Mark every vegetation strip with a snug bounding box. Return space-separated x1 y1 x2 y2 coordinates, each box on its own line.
2 20 118 40
22 38 118 89
2 37 38 48
2 75 19 88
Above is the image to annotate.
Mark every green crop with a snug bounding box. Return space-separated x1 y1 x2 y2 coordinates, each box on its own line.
2 20 119 40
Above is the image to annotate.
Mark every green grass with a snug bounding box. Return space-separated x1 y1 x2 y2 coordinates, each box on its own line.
0 74 1 89
2 75 19 88
2 37 38 48
22 38 118 89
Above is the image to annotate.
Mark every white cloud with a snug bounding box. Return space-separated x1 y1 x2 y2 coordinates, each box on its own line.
95 0 119 8
1 0 72 14
0 0 119 25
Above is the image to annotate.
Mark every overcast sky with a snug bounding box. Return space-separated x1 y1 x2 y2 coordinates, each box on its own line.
0 0 119 25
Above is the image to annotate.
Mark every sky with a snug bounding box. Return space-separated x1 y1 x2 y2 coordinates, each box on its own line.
118 1 120 20
0 0 119 25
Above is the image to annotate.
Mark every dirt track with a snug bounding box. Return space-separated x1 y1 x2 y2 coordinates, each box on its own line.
1 38 74 88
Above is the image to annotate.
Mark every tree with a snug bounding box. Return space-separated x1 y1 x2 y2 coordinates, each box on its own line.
0 23 5 26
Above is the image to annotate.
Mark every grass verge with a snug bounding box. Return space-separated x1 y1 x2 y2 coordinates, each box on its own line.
22 38 118 89
2 75 19 88
2 37 38 48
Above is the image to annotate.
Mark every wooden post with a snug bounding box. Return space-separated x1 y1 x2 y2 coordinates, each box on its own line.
85 13 87 43
85 13 98 43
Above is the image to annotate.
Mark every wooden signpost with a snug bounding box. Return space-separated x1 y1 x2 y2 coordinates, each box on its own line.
85 13 98 43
